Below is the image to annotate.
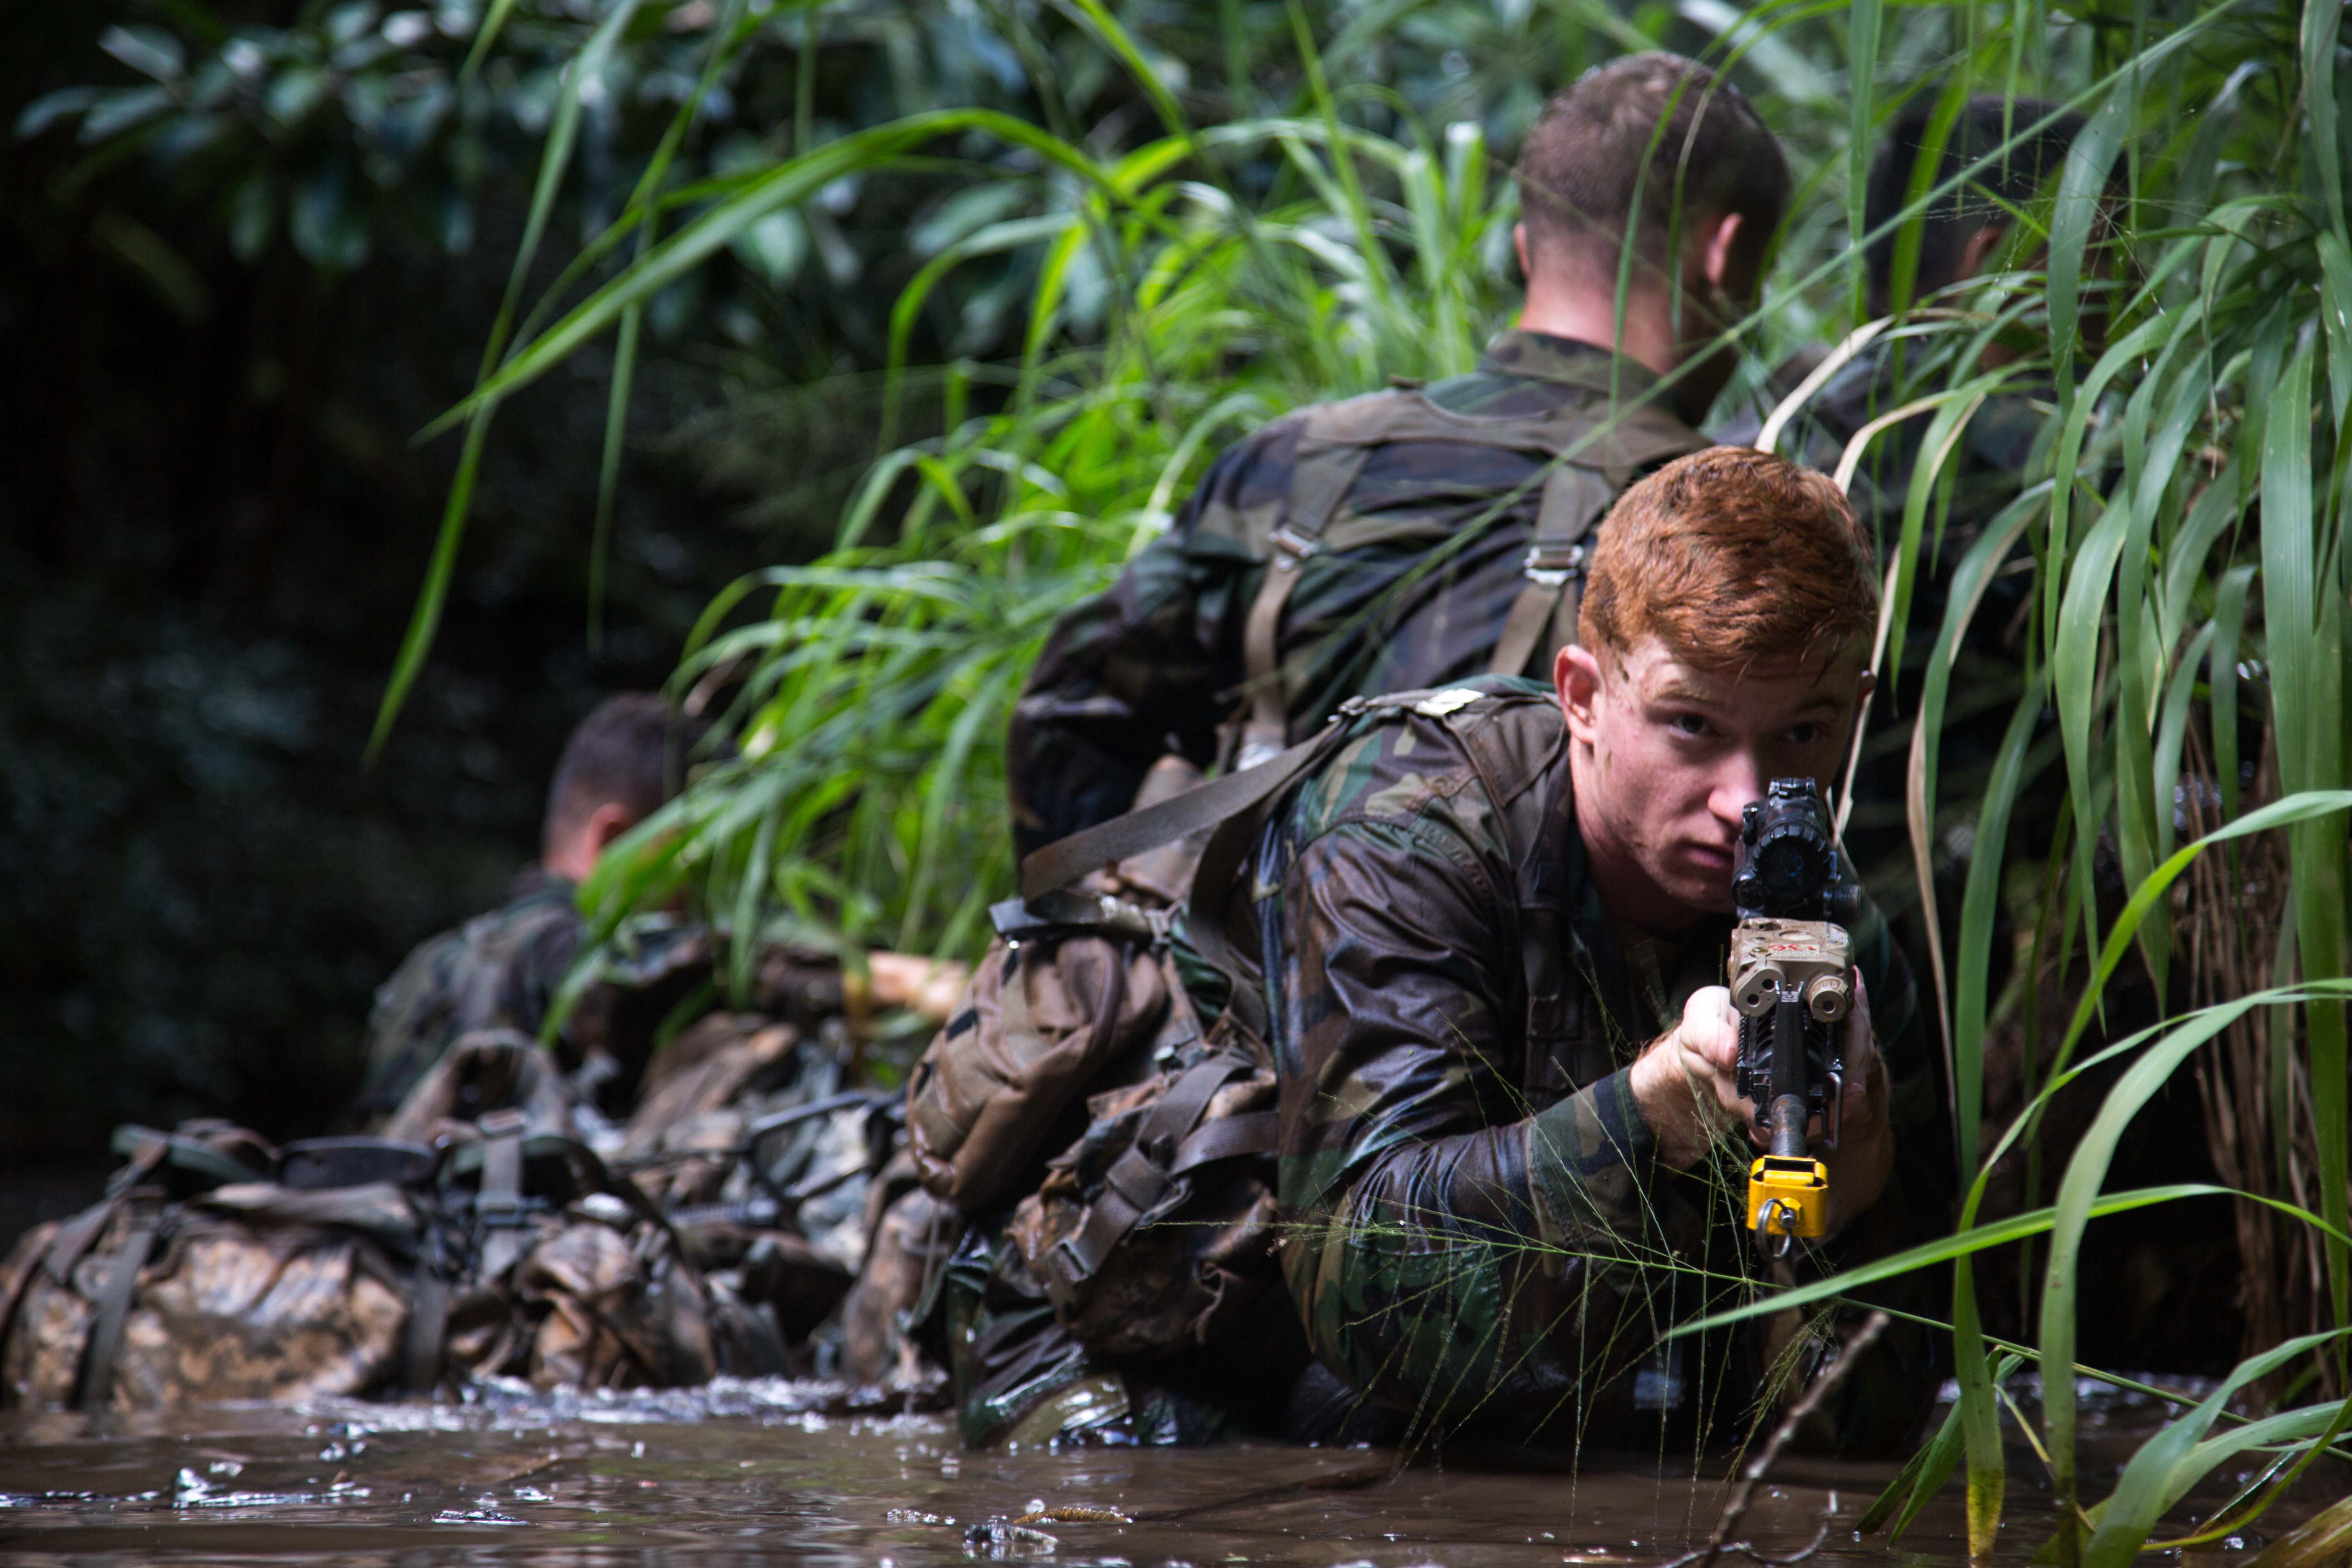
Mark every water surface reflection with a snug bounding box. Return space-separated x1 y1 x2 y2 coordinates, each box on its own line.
0 1378 2241 1566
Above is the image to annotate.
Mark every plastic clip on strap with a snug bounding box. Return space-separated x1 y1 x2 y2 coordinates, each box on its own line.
474 1108 530 1281
1488 462 1613 679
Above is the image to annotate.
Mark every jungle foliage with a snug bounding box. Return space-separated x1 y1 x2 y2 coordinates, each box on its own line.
41 0 2352 1551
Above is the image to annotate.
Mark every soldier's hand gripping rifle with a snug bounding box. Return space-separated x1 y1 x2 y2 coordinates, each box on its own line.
1730 778 1860 1259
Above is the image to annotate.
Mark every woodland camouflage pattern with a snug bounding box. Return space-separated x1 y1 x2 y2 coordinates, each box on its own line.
1008 332 1705 855
351 869 711 1125
350 868 586 1124
1249 681 1954 1448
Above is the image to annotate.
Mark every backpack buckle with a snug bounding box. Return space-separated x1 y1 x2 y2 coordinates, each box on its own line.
1523 541 1586 588
1270 523 1322 563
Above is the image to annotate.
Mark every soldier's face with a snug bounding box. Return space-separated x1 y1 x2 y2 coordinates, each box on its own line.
1557 637 1871 929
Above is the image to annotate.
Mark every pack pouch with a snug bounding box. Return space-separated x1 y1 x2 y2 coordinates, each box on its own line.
905 926 1171 1211
1007 1039 1281 1357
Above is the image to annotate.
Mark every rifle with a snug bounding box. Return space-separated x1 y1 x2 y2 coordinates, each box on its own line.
1729 778 1860 1258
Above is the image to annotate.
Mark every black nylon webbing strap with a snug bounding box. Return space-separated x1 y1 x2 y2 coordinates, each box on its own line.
1168 1110 1278 1174
1237 443 1375 768
1488 462 1616 678
1018 726 1341 902
402 1266 450 1396
77 1203 159 1411
474 1109 529 1282
1039 1054 1256 1308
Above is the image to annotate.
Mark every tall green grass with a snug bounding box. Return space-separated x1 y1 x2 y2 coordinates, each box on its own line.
377 0 2349 1551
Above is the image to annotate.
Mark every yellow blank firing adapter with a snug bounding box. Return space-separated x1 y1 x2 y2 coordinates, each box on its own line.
1747 1154 1829 1249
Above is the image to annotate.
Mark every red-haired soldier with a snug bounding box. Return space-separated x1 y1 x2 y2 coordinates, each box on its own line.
1241 448 1953 1449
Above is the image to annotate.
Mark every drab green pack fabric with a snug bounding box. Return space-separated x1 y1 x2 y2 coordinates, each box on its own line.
900 681 1575 1362
1227 383 1708 765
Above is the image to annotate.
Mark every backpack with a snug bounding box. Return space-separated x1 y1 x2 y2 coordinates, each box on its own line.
900 751 1283 1359
614 1010 899 1355
0 1035 731 1410
901 683 1576 1363
0 1116 462 1410
1222 382 1707 766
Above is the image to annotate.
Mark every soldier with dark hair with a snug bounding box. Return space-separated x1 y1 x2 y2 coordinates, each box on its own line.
1007 53 1790 857
1715 94 2089 882
347 694 706 1127
1725 93 2087 524
1861 94 2089 318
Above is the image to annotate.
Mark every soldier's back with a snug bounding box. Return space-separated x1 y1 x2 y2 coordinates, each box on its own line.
349 869 583 1126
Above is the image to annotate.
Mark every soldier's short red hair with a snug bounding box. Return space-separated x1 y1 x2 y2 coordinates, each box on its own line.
1579 447 1878 672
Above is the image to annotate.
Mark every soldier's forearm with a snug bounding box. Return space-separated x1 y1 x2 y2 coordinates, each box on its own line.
1525 1067 1659 1245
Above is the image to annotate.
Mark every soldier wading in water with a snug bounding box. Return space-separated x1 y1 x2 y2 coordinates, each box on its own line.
1239 449 1951 1450
874 53 1959 1454
890 447 1953 1453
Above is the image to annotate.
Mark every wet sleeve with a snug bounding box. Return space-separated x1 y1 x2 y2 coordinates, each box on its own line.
1270 817 1662 1421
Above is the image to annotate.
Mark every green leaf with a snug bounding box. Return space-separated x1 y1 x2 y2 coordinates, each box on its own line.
731 209 808 286
2082 1340 2351 1568
15 87 102 139
1670 1176 2352 1337
99 24 187 82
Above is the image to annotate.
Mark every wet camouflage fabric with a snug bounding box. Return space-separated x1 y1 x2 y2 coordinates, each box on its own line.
351 869 711 1126
351 869 585 1125
1007 332 1705 855
1250 681 1954 1450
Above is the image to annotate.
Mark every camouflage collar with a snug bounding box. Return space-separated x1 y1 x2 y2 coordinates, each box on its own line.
1478 330 1679 411
508 863 579 903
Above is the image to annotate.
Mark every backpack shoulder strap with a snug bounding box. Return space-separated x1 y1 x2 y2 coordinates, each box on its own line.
1033 1050 1272 1311
1484 409 1713 681
77 1199 161 1411
1486 462 1617 679
1017 717 1353 903
1232 398 1393 768
1236 390 1708 758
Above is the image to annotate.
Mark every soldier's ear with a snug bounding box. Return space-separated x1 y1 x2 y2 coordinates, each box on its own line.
1698 211 1745 294
1557 644 1605 740
1513 222 1532 284
1851 667 1877 724
1956 223 2007 283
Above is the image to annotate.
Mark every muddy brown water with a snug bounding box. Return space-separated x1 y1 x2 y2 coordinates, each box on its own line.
0 1378 2307 1566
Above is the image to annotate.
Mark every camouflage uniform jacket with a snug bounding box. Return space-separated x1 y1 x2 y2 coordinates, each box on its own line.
350 869 710 1125
1241 680 1954 1448
350 868 587 1125
1007 332 1708 856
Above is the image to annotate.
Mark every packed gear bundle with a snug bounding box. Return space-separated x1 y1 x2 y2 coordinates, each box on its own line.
895 753 1296 1376
0 1017 899 1410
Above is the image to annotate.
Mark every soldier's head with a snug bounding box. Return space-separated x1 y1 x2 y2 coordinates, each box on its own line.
1556 448 1878 931
541 693 693 882
1512 53 1789 418
1864 94 2086 316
